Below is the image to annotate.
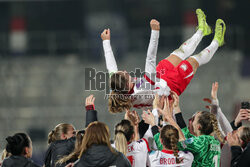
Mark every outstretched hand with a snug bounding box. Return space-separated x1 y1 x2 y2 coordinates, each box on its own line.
153 94 164 110
142 110 156 126
171 91 181 113
203 82 219 109
227 132 241 147
101 28 111 40
150 19 160 31
235 109 250 126
211 82 219 100
125 109 140 126
158 97 174 122
85 94 95 107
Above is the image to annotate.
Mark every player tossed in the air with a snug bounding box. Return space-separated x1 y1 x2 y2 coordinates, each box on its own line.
101 9 226 113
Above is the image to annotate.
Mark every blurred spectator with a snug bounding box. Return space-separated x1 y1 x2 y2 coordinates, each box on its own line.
228 126 250 167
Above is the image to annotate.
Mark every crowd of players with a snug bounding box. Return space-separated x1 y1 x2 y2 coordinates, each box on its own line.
0 82 249 167
1 8 250 167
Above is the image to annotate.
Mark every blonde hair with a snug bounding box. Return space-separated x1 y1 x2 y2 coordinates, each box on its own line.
79 121 116 158
1 149 11 160
114 120 134 155
48 123 73 144
109 91 132 113
109 72 132 113
56 130 84 165
160 125 181 163
198 111 225 144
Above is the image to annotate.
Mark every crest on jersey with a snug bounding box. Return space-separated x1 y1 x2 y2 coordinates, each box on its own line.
180 64 188 71
185 138 194 144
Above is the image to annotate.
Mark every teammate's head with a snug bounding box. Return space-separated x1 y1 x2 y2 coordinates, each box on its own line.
193 111 224 143
160 125 181 163
114 119 134 155
236 126 250 148
188 112 198 136
79 121 115 157
109 71 134 113
57 130 85 165
5 133 32 158
109 71 133 113
110 71 133 93
48 123 76 144
108 91 132 113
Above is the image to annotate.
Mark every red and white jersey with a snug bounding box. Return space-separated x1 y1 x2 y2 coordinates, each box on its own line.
113 138 151 167
149 150 193 167
127 138 151 167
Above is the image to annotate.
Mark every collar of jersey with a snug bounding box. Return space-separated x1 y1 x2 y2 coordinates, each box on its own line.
161 150 176 154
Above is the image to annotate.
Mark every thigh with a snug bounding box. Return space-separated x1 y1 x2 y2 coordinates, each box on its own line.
186 57 199 74
165 54 183 67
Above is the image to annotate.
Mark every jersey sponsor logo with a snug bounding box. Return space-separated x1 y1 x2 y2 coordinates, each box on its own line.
185 138 194 144
160 158 176 165
180 64 188 71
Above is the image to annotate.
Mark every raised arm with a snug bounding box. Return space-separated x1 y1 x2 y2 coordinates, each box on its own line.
207 82 233 136
125 109 140 141
85 94 98 127
101 29 118 76
159 93 185 141
145 19 160 76
231 109 249 130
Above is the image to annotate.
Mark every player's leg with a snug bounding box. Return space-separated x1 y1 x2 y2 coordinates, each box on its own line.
187 19 226 73
166 9 212 67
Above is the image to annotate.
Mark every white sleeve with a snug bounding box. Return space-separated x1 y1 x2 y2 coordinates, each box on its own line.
145 30 159 77
143 127 158 150
152 108 159 125
103 40 118 76
211 99 233 136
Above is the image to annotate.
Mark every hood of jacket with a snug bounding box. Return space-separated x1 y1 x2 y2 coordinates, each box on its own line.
76 144 119 167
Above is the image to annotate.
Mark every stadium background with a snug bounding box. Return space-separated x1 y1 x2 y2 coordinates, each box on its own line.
0 0 249 165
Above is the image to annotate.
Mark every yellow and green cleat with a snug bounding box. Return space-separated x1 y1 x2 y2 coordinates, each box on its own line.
196 9 212 36
213 19 226 47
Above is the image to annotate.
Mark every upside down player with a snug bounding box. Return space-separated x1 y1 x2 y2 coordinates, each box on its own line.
101 9 226 113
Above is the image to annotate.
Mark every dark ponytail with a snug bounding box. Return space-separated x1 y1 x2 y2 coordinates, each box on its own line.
6 133 31 156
